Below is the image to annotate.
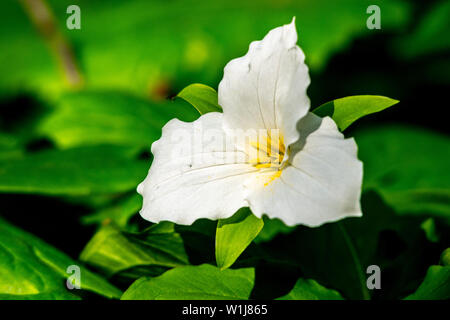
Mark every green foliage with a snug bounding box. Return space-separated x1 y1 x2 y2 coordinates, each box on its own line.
260 191 434 300
313 95 399 130
121 264 255 300
0 146 148 196
405 265 450 300
216 208 264 270
0 217 121 299
39 91 198 149
177 83 222 114
276 278 344 300
356 126 450 220
80 222 189 278
395 1 450 59
255 217 295 243
0 0 447 302
0 0 411 96
81 193 142 227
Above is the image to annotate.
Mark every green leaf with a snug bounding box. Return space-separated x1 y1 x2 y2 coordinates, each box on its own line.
405 265 450 300
81 193 142 227
39 91 198 149
0 145 148 196
313 95 399 131
121 264 255 300
80 222 189 278
0 217 121 299
276 278 344 300
356 126 450 219
216 208 264 270
177 83 222 115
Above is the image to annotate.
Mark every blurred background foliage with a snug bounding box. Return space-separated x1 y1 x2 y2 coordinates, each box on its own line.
0 0 448 299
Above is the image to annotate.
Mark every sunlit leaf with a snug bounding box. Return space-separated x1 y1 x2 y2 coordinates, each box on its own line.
80 222 189 278
216 208 264 270
313 95 399 131
177 83 222 115
0 217 121 299
121 264 254 300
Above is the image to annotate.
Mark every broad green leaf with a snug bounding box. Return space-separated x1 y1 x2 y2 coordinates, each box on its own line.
80 222 188 278
356 126 450 219
0 217 121 299
39 91 198 149
405 265 450 300
177 83 222 115
276 278 344 300
0 0 410 97
81 193 142 227
121 264 255 300
216 208 264 270
0 145 148 196
313 95 399 131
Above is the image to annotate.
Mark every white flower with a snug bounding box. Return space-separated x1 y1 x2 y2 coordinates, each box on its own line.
137 18 363 227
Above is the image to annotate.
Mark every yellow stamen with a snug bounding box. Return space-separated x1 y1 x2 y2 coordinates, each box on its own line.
249 130 285 187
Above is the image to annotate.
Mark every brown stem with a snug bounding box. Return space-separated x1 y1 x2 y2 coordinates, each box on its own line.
20 0 83 88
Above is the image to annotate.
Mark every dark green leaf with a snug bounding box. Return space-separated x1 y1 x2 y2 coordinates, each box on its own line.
260 191 430 300
121 264 255 300
254 216 295 243
395 1 450 59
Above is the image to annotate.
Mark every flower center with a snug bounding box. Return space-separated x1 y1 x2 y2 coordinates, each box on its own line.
248 131 286 186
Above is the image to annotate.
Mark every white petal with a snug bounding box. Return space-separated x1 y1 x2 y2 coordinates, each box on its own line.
137 112 256 225
218 18 311 148
246 113 363 227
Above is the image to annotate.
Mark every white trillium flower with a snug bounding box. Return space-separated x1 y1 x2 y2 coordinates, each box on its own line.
137 18 363 227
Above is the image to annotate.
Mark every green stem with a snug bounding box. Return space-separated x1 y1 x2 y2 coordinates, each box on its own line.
338 223 371 300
